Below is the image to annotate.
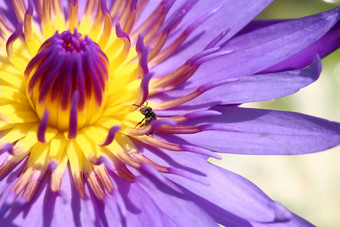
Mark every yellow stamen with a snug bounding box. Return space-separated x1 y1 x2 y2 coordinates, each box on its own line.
68 1 79 30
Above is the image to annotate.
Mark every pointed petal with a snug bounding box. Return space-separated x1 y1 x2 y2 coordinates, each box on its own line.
0 168 95 226
135 164 218 227
236 19 287 36
184 6 340 87
141 150 290 223
239 19 340 74
0 1 18 26
152 55 321 111
252 212 315 227
152 0 273 76
110 173 191 227
164 106 340 155
263 21 340 73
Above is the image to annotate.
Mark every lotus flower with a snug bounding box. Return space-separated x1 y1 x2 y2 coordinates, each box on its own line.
0 0 339 226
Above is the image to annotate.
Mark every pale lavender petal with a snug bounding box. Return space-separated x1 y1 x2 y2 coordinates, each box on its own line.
163 106 340 155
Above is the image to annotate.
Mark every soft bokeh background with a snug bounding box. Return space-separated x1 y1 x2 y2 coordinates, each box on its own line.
211 1 340 226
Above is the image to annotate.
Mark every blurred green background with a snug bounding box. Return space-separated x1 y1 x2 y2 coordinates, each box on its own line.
211 1 340 226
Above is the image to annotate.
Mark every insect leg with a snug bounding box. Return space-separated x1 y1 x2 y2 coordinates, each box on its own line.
135 118 145 128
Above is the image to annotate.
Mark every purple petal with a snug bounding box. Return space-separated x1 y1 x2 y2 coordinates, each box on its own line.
0 168 99 226
135 165 219 227
163 106 340 155
251 212 314 227
194 55 321 104
236 19 288 36
140 149 290 223
109 173 186 227
238 19 340 74
183 6 340 87
263 21 340 73
0 1 18 27
153 55 321 111
151 0 273 76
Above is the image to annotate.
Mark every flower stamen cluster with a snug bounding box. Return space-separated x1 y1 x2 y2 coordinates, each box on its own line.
0 0 232 206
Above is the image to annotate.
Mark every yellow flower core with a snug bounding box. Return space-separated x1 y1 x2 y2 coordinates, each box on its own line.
0 0 151 200
24 30 110 131
0 0 223 203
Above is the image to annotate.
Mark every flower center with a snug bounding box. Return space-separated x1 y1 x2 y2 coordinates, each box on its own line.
24 30 109 132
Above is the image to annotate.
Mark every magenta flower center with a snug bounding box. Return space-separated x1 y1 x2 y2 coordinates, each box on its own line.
24 30 110 132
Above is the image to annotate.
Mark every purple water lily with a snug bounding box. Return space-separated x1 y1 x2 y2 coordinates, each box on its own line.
0 0 339 226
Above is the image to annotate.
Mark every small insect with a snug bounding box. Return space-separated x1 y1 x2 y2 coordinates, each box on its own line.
133 101 157 133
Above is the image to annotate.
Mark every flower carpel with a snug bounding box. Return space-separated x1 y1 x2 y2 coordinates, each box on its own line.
24 30 110 131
